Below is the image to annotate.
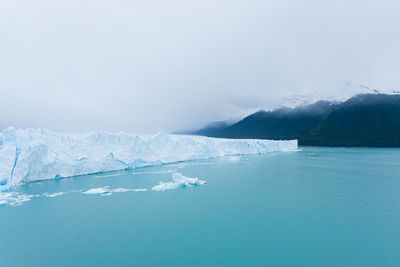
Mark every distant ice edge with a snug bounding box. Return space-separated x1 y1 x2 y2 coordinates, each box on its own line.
0 127 297 190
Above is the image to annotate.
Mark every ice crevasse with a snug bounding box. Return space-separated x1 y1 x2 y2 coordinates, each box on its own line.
0 127 297 190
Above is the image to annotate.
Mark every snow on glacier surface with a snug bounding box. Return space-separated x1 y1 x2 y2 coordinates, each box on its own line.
0 127 297 190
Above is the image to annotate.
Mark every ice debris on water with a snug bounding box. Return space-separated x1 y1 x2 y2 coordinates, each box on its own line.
0 191 35 206
82 187 110 195
152 172 206 192
82 187 148 196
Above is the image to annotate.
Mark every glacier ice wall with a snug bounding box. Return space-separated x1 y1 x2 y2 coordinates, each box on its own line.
0 127 297 189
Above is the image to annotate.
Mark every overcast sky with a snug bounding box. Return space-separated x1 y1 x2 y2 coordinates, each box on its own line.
1 0 399 133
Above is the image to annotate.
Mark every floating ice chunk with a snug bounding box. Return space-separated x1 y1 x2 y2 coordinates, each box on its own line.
171 172 207 187
132 188 148 192
152 172 206 192
82 187 110 195
43 192 65 198
152 182 179 192
0 191 35 206
0 127 297 187
112 188 130 193
113 188 148 193
82 187 147 195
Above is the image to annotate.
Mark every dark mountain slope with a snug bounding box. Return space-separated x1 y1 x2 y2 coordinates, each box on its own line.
193 121 231 137
309 94 400 147
191 94 400 147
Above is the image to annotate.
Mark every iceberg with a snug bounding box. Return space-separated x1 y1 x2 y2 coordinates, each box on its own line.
152 172 206 191
82 187 110 195
42 192 65 198
0 127 297 189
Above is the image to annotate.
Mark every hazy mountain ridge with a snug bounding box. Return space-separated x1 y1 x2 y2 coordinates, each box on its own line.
190 93 400 147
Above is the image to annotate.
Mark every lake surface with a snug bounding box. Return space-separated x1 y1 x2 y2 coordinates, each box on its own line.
1 147 400 266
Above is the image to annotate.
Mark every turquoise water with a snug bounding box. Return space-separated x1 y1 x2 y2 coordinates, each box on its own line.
1 147 400 266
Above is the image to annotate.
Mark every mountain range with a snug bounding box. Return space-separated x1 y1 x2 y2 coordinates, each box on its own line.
188 94 400 147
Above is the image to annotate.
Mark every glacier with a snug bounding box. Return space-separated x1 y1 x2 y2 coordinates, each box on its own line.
0 127 297 190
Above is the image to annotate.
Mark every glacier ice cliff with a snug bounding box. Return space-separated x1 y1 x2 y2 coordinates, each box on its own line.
0 127 297 190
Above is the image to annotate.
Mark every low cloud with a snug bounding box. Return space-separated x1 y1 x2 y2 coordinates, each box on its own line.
1 0 399 133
